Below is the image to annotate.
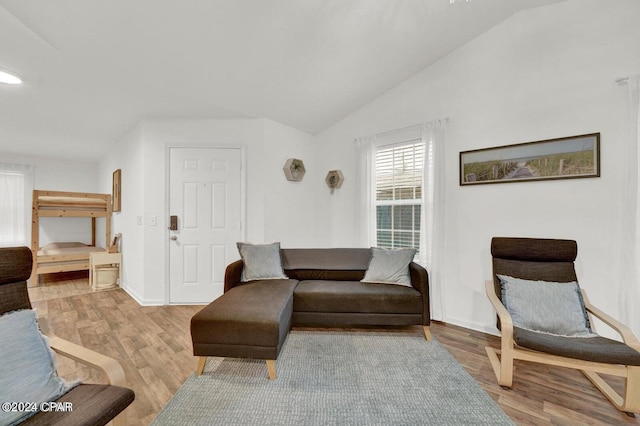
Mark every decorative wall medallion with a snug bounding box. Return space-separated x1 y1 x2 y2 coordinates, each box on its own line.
283 158 306 182
325 169 344 194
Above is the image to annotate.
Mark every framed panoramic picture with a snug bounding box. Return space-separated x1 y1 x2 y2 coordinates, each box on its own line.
459 133 600 186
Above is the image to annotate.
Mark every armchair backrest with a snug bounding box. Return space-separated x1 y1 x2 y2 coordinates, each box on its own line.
490 237 578 302
0 247 33 315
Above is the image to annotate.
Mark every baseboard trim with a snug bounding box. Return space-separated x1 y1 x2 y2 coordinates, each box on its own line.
121 285 164 306
444 316 500 337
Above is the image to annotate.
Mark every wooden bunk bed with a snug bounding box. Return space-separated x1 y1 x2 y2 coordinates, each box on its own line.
31 190 113 284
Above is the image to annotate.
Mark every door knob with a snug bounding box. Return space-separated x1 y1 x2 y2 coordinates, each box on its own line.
170 235 177 241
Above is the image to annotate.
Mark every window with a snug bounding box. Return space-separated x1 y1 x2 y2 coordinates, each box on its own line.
357 120 446 319
374 141 424 252
0 164 32 247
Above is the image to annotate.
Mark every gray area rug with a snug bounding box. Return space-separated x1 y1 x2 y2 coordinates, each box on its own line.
152 331 513 425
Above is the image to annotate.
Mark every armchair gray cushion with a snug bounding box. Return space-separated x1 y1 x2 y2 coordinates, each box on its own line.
497 274 593 337
0 310 77 425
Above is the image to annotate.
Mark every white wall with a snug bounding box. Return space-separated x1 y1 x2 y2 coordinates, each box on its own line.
98 124 145 300
262 119 321 247
316 0 640 335
1 152 100 247
101 118 319 304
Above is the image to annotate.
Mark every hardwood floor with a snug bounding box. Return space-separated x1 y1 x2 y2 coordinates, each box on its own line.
28 278 639 426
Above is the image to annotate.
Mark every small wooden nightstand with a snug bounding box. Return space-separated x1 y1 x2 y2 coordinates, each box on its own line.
89 251 122 291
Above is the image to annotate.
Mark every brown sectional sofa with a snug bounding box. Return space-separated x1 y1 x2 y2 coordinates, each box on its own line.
191 248 430 380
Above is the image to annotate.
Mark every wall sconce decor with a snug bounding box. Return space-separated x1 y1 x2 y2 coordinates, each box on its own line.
325 170 344 194
283 158 306 182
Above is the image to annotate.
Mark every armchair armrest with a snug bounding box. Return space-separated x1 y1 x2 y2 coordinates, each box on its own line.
485 280 518 387
485 280 514 344
581 290 640 351
38 317 126 386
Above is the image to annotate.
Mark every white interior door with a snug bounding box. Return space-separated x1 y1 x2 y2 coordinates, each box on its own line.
169 147 242 303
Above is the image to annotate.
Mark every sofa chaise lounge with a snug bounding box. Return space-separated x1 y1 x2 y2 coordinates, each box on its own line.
191 247 430 379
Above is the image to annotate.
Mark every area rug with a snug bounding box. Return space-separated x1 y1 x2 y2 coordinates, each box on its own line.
152 331 513 425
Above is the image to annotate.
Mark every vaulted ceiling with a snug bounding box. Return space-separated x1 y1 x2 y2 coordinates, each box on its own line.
0 0 565 161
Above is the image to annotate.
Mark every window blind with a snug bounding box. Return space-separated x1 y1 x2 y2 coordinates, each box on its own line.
375 140 424 250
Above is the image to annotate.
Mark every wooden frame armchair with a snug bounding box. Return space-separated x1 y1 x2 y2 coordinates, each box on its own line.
0 247 134 425
485 237 640 416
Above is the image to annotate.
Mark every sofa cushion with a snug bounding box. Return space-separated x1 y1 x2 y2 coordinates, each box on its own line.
293 280 422 314
0 310 78 426
285 269 366 281
237 242 288 282
361 247 416 286
281 248 372 270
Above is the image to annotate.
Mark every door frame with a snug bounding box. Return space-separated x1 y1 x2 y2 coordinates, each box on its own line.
164 144 247 305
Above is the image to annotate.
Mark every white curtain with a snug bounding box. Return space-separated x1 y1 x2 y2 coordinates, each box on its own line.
620 75 640 337
420 119 448 321
355 135 376 247
0 162 34 247
354 118 448 321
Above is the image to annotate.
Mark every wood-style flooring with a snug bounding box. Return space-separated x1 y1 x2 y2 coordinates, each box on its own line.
28 277 639 426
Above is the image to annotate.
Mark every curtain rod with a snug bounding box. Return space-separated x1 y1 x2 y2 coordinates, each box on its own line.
353 117 450 144
373 123 424 138
365 117 450 139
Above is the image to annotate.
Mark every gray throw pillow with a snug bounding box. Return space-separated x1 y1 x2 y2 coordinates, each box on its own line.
497 274 595 337
0 310 78 425
361 247 416 287
237 242 288 282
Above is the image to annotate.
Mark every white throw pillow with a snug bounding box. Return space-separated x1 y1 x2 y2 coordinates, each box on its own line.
361 247 416 287
497 274 595 337
0 309 78 425
237 242 288 282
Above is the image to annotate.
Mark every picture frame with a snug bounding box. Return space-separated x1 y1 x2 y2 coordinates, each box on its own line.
459 133 600 186
112 169 122 211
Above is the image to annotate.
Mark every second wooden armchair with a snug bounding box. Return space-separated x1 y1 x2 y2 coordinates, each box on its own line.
485 237 640 416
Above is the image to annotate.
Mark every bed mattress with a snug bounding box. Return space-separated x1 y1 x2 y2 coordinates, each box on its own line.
38 242 105 256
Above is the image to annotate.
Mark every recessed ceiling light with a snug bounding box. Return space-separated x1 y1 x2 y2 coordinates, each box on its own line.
0 69 22 85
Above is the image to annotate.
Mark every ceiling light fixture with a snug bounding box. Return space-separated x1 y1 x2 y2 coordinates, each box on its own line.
0 69 22 85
